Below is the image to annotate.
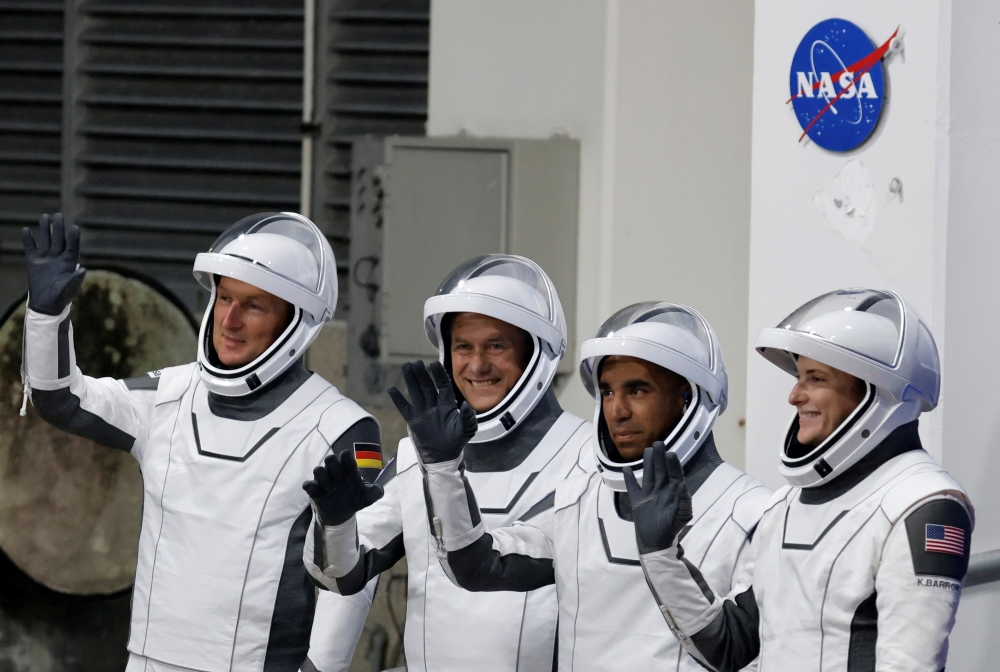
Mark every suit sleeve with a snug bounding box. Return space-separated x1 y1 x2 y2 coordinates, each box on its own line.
873 495 972 671
421 453 556 592
301 581 377 672
23 305 157 459
640 517 761 672
304 431 406 596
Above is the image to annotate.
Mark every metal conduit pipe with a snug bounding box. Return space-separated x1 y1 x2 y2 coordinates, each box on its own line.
966 549 1000 588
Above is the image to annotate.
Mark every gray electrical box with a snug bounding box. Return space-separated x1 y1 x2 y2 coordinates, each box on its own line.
347 135 580 406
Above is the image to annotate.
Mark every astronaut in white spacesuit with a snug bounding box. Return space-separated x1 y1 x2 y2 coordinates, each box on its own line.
21 212 376 672
303 255 593 671
307 300 770 671
632 289 974 671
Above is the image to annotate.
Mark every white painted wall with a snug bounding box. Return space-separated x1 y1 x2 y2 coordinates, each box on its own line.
608 2 754 466
428 0 755 466
428 0 615 431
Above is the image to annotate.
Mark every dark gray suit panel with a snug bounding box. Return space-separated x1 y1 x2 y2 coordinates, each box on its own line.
31 387 136 452
264 507 317 672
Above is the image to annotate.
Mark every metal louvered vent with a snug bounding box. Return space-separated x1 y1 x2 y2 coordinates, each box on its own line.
0 0 64 308
62 0 306 313
310 0 429 316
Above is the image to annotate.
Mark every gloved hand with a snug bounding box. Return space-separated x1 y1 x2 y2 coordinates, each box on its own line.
624 442 693 555
387 360 477 464
22 213 87 316
303 451 384 526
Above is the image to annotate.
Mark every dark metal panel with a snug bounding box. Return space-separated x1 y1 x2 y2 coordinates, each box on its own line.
0 0 64 310
62 0 306 317
310 0 429 319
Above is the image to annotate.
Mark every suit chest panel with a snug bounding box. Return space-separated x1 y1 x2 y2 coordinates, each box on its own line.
150 381 332 513
466 414 587 519
136 375 346 670
396 426 583 671
564 481 681 669
755 494 890 669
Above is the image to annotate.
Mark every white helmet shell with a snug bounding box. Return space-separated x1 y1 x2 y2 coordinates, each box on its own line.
756 288 940 488
192 212 337 396
424 255 567 443
579 302 728 492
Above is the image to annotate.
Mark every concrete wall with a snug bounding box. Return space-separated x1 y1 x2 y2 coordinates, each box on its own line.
428 0 755 466
938 1 1000 667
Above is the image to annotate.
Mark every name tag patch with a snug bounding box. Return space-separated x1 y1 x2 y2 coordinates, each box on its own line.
916 578 961 592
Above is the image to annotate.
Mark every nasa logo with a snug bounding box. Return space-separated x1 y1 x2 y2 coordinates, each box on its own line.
789 19 898 152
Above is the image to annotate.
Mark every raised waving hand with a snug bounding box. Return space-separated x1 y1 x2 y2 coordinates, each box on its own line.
387 360 477 464
624 442 693 554
22 213 87 316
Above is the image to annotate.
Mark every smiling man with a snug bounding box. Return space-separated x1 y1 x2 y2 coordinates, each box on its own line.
445 310 532 412
308 301 771 671
21 212 377 672
303 255 593 672
633 289 974 672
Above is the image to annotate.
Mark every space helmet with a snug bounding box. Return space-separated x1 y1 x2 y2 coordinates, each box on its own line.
423 255 567 443
579 302 728 492
192 212 337 396
756 288 940 488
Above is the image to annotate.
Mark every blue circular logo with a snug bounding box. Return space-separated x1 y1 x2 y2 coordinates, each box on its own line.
789 19 886 152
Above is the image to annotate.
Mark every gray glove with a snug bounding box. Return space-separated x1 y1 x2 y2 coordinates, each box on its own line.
624 442 693 555
387 360 477 464
22 213 87 316
303 451 385 526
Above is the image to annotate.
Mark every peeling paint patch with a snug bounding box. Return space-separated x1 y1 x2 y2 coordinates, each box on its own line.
814 159 877 244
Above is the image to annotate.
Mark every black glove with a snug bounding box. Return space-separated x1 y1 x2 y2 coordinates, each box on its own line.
624 442 693 555
387 360 477 464
22 213 87 316
303 451 385 526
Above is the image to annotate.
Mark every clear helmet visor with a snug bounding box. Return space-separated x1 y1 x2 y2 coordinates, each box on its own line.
207 212 326 293
777 289 903 367
434 255 557 325
594 302 715 369
580 302 719 400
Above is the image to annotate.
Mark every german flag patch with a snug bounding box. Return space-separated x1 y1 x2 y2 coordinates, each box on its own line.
354 442 383 483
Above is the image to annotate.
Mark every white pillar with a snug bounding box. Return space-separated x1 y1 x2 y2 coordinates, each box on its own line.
747 1 999 665
745 0 951 486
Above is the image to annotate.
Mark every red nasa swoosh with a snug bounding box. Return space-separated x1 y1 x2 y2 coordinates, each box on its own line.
788 26 899 142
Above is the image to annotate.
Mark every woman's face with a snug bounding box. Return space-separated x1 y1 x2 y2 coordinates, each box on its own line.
788 356 867 448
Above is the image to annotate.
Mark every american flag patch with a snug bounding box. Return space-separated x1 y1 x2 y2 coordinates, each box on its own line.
925 524 965 557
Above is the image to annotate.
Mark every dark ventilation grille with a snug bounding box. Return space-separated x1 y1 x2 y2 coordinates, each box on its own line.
0 0 64 306
63 0 306 313
311 0 429 316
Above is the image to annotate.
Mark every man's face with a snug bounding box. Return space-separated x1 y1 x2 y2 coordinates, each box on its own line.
789 356 867 448
212 276 291 368
599 355 690 462
449 312 528 413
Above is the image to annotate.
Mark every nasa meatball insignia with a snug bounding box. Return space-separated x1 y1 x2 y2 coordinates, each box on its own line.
788 19 898 152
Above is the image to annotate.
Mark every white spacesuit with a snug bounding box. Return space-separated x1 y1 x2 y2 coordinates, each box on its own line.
22 212 376 672
304 255 593 671
636 289 974 671
323 302 770 671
